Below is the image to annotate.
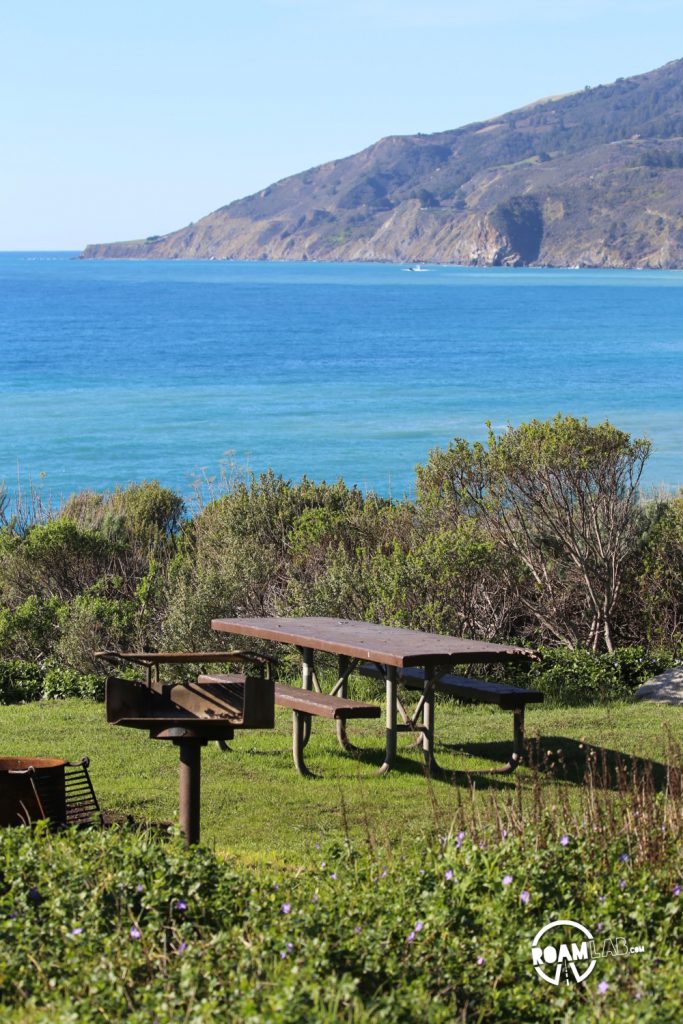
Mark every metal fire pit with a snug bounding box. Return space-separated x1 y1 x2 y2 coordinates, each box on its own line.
97 650 276 845
0 756 101 828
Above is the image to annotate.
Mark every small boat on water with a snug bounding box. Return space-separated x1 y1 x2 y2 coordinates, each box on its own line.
405 264 428 272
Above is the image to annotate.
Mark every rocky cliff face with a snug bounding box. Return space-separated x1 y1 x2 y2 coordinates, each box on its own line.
82 58 683 268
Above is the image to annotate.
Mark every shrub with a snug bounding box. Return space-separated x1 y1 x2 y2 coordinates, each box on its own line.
503 645 675 705
56 592 136 673
0 660 103 704
416 416 651 651
0 596 62 662
0 660 43 703
639 492 683 649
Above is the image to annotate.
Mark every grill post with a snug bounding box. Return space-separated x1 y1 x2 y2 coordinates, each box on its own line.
177 740 203 846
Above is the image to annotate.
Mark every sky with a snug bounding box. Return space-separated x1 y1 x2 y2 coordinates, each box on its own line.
2 1 682 250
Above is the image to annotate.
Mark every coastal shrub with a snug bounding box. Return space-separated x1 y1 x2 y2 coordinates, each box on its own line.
364 522 512 639
502 646 675 706
60 481 184 542
639 491 683 649
0 660 43 703
162 473 378 651
55 592 136 673
0 519 116 605
40 666 104 701
0 810 679 1023
0 596 62 662
1 421 683 679
0 660 102 704
417 415 651 652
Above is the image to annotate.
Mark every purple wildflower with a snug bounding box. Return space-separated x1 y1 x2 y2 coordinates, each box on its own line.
407 931 416 943
476 956 485 966
597 981 609 994
135 884 144 893
330 872 337 880
456 831 465 848
286 942 294 952
598 895 606 903
501 829 508 839
354 926 362 934
520 890 530 905
311 894 319 904
560 835 570 847
414 920 424 932
281 903 291 915
445 869 454 882
673 884 681 897
27 888 40 902
176 942 187 954
69 927 83 936
619 853 629 863
502 875 513 886
597 923 604 932
619 879 627 891
129 926 141 940
175 899 187 912
272 883 280 891
381 868 388 879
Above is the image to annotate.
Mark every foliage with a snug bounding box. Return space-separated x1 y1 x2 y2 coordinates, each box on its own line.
503 646 675 706
0 806 679 1023
162 473 376 652
0 423 682 678
0 660 103 704
416 416 651 651
0 596 61 662
639 492 683 649
0 483 182 668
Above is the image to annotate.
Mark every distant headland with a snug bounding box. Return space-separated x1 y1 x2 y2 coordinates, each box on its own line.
82 58 683 269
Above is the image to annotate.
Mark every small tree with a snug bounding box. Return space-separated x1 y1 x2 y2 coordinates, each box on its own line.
417 415 651 651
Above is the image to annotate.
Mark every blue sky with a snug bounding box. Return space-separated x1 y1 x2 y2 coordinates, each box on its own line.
2 1 682 249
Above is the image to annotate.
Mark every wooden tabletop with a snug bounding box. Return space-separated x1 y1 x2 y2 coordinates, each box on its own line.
211 616 536 668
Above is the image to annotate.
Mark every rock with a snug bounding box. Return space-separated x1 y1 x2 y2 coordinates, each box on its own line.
634 666 683 705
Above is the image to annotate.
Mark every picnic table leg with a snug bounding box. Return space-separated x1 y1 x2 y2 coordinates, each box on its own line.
513 708 525 758
378 665 397 776
301 647 313 747
335 654 359 752
421 669 443 776
292 711 314 777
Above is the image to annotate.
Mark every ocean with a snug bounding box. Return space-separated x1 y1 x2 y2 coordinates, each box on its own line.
1 252 681 502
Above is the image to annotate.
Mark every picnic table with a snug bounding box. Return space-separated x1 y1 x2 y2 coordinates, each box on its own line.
211 616 541 777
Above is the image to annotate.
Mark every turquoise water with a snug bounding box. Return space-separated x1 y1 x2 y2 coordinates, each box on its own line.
1 253 681 500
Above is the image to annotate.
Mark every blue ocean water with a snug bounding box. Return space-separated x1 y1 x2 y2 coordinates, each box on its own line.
1 252 681 501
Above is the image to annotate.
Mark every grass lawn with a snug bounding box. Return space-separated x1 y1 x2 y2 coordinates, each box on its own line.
1 697 680 862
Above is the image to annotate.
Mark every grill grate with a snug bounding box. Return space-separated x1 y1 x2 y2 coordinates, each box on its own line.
61 759 103 827
33 757 102 827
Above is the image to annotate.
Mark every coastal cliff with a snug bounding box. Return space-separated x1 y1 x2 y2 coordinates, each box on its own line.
83 58 683 268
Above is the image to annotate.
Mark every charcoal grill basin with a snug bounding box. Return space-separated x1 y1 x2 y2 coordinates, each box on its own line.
0 757 67 827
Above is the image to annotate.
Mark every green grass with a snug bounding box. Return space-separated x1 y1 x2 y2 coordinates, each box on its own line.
2 697 680 863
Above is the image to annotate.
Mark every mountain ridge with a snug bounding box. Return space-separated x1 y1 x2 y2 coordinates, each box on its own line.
82 58 683 268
